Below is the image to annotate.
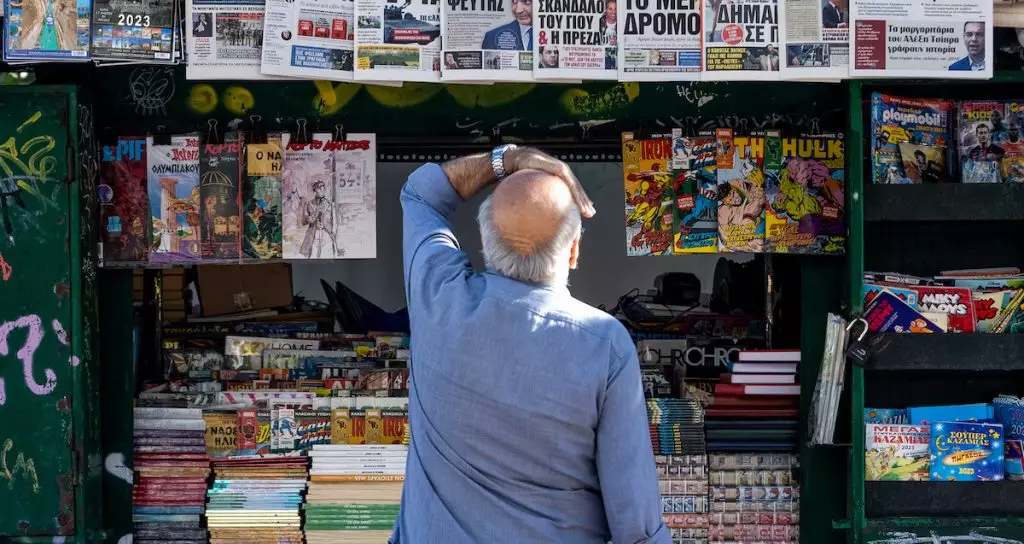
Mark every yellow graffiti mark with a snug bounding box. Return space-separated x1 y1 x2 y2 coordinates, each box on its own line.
222 86 255 115
559 83 640 117
188 84 219 114
446 84 535 109
0 113 57 204
1 439 40 493
365 83 442 108
16 111 41 133
312 81 362 116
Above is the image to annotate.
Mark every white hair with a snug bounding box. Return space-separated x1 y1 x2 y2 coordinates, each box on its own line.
477 194 581 285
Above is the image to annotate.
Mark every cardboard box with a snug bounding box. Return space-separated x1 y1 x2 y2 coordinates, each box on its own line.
197 263 293 316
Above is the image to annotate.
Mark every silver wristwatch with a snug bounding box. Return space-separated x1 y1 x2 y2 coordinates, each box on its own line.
491 144 517 181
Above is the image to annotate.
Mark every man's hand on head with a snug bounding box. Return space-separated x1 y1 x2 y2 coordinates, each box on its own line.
506 147 597 218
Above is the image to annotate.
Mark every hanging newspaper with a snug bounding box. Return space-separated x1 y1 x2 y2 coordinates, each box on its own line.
3 0 91 61
703 0 780 80
187 0 275 79
330 133 377 258
618 0 701 81
353 0 441 81
778 0 846 79
532 0 617 79
850 0 991 78
260 0 355 80
91 0 176 62
441 0 534 81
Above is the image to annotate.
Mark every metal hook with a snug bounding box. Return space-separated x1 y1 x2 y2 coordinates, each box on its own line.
206 119 220 145
295 118 309 144
332 124 346 142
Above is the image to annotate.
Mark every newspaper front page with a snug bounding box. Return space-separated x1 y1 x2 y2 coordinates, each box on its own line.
354 0 440 81
260 0 356 80
850 0 992 78
618 0 701 81
703 0 780 81
441 0 534 81
779 0 847 79
187 0 275 79
532 0 617 79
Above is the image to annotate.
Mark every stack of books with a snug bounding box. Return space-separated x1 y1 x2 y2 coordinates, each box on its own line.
206 455 308 543
657 454 709 542
706 349 800 452
708 453 800 543
304 444 407 544
647 398 706 455
131 406 209 544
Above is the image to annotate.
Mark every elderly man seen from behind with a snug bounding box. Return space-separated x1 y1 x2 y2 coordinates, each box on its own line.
391 146 669 544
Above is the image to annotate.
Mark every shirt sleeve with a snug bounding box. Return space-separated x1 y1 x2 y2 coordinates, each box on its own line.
401 163 473 308
596 350 671 544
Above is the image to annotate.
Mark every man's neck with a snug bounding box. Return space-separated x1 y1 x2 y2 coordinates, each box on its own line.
969 54 983 65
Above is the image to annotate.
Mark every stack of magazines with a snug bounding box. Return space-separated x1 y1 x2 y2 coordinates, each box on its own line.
206 455 308 543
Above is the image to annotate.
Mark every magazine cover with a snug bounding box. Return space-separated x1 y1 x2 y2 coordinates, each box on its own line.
331 133 377 259
533 0 616 80
993 396 1024 480
958 100 1005 183
717 132 767 253
225 335 320 370
91 0 176 61
199 133 243 260
897 142 947 183
930 421 1004 481
99 138 150 263
282 133 337 259
187 0 274 79
243 134 283 259
440 0 533 81
864 290 946 333
672 131 718 253
766 133 845 254
865 424 930 481
870 93 954 184
623 132 674 256
703 0 780 81
909 285 976 333
1000 100 1024 183
618 0 701 81
354 0 440 82
3 0 91 60
148 134 202 263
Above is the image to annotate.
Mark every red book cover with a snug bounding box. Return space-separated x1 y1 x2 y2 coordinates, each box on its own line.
99 137 149 262
909 285 977 333
721 373 796 385
714 383 800 396
712 395 800 408
236 409 258 450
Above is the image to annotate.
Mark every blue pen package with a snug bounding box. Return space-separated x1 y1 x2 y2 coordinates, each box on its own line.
929 421 1004 481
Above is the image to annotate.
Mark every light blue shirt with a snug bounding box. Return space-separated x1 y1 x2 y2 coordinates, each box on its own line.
392 163 668 544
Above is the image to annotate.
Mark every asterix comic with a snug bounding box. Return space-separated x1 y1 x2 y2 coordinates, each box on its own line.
871 93 953 184
671 131 718 253
623 132 674 256
717 131 766 253
766 133 845 254
100 137 149 263
148 134 201 263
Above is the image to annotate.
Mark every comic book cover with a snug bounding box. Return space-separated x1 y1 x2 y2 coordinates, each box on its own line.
331 134 377 259
717 131 766 253
909 285 976 333
864 290 946 334
865 424 930 481
974 290 1018 333
766 133 845 254
199 133 243 260
863 282 919 309
898 142 948 183
282 133 337 259
993 396 1024 480
99 137 149 262
204 411 238 458
296 409 332 449
224 336 320 370
958 101 1005 183
999 100 1024 183
148 134 201 263
870 93 954 184
623 132 674 256
930 421 1004 481
671 130 718 254
243 134 283 260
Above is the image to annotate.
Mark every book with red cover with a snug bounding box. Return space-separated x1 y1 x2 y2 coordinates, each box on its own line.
714 383 800 396
909 284 977 333
721 373 795 384
712 395 799 408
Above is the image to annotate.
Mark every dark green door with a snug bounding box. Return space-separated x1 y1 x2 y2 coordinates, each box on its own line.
0 90 76 537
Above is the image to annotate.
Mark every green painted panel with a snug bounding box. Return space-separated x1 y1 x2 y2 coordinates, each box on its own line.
864 518 1024 543
0 90 76 536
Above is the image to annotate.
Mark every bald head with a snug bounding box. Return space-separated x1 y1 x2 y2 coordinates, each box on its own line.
478 169 582 285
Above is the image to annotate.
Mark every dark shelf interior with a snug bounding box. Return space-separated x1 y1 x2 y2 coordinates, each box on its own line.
866 481 1024 518
866 333 1024 372
864 184 1024 223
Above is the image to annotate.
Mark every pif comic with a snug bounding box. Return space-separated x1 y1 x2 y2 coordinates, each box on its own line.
671 130 718 253
148 134 201 263
199 133 243 259
623 132 674 256
716 129 766 253
765 133 845 255
99 137 149 262
243 134 283 259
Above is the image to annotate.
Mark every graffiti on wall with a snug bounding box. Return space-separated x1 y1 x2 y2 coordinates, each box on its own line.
868 533 1024 544
0 438 40 493
0 315 76 406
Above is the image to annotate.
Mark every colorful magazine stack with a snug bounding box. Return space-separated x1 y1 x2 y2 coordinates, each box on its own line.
646 398 706 455
869 93 954 184
657 454 710 542
304 444 407 544
206 455 309 543
706 350 800 452
708 453 800 543
131 406 210 544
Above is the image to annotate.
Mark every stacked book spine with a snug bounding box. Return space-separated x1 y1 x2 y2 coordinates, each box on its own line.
304 444 407 544
132 406 210 544
647 398 706 455
206 455 309 543
706 350 800 452
707 453 800 543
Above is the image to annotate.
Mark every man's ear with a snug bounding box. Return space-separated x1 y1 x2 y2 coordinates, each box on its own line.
568 235 581 270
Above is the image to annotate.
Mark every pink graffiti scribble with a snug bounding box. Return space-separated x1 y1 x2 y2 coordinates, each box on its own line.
0 315 57 401
50 320 78 366
0 378 5 405
0 254 10 282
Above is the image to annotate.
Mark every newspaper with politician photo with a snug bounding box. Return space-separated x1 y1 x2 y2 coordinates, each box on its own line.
617 0 701 81
703 0 780 80
260 0 356 80
441 0 534 80
187 0 275 79
850 0 992 78
780 0 848 79
355 0 440 81
533 0 617 80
